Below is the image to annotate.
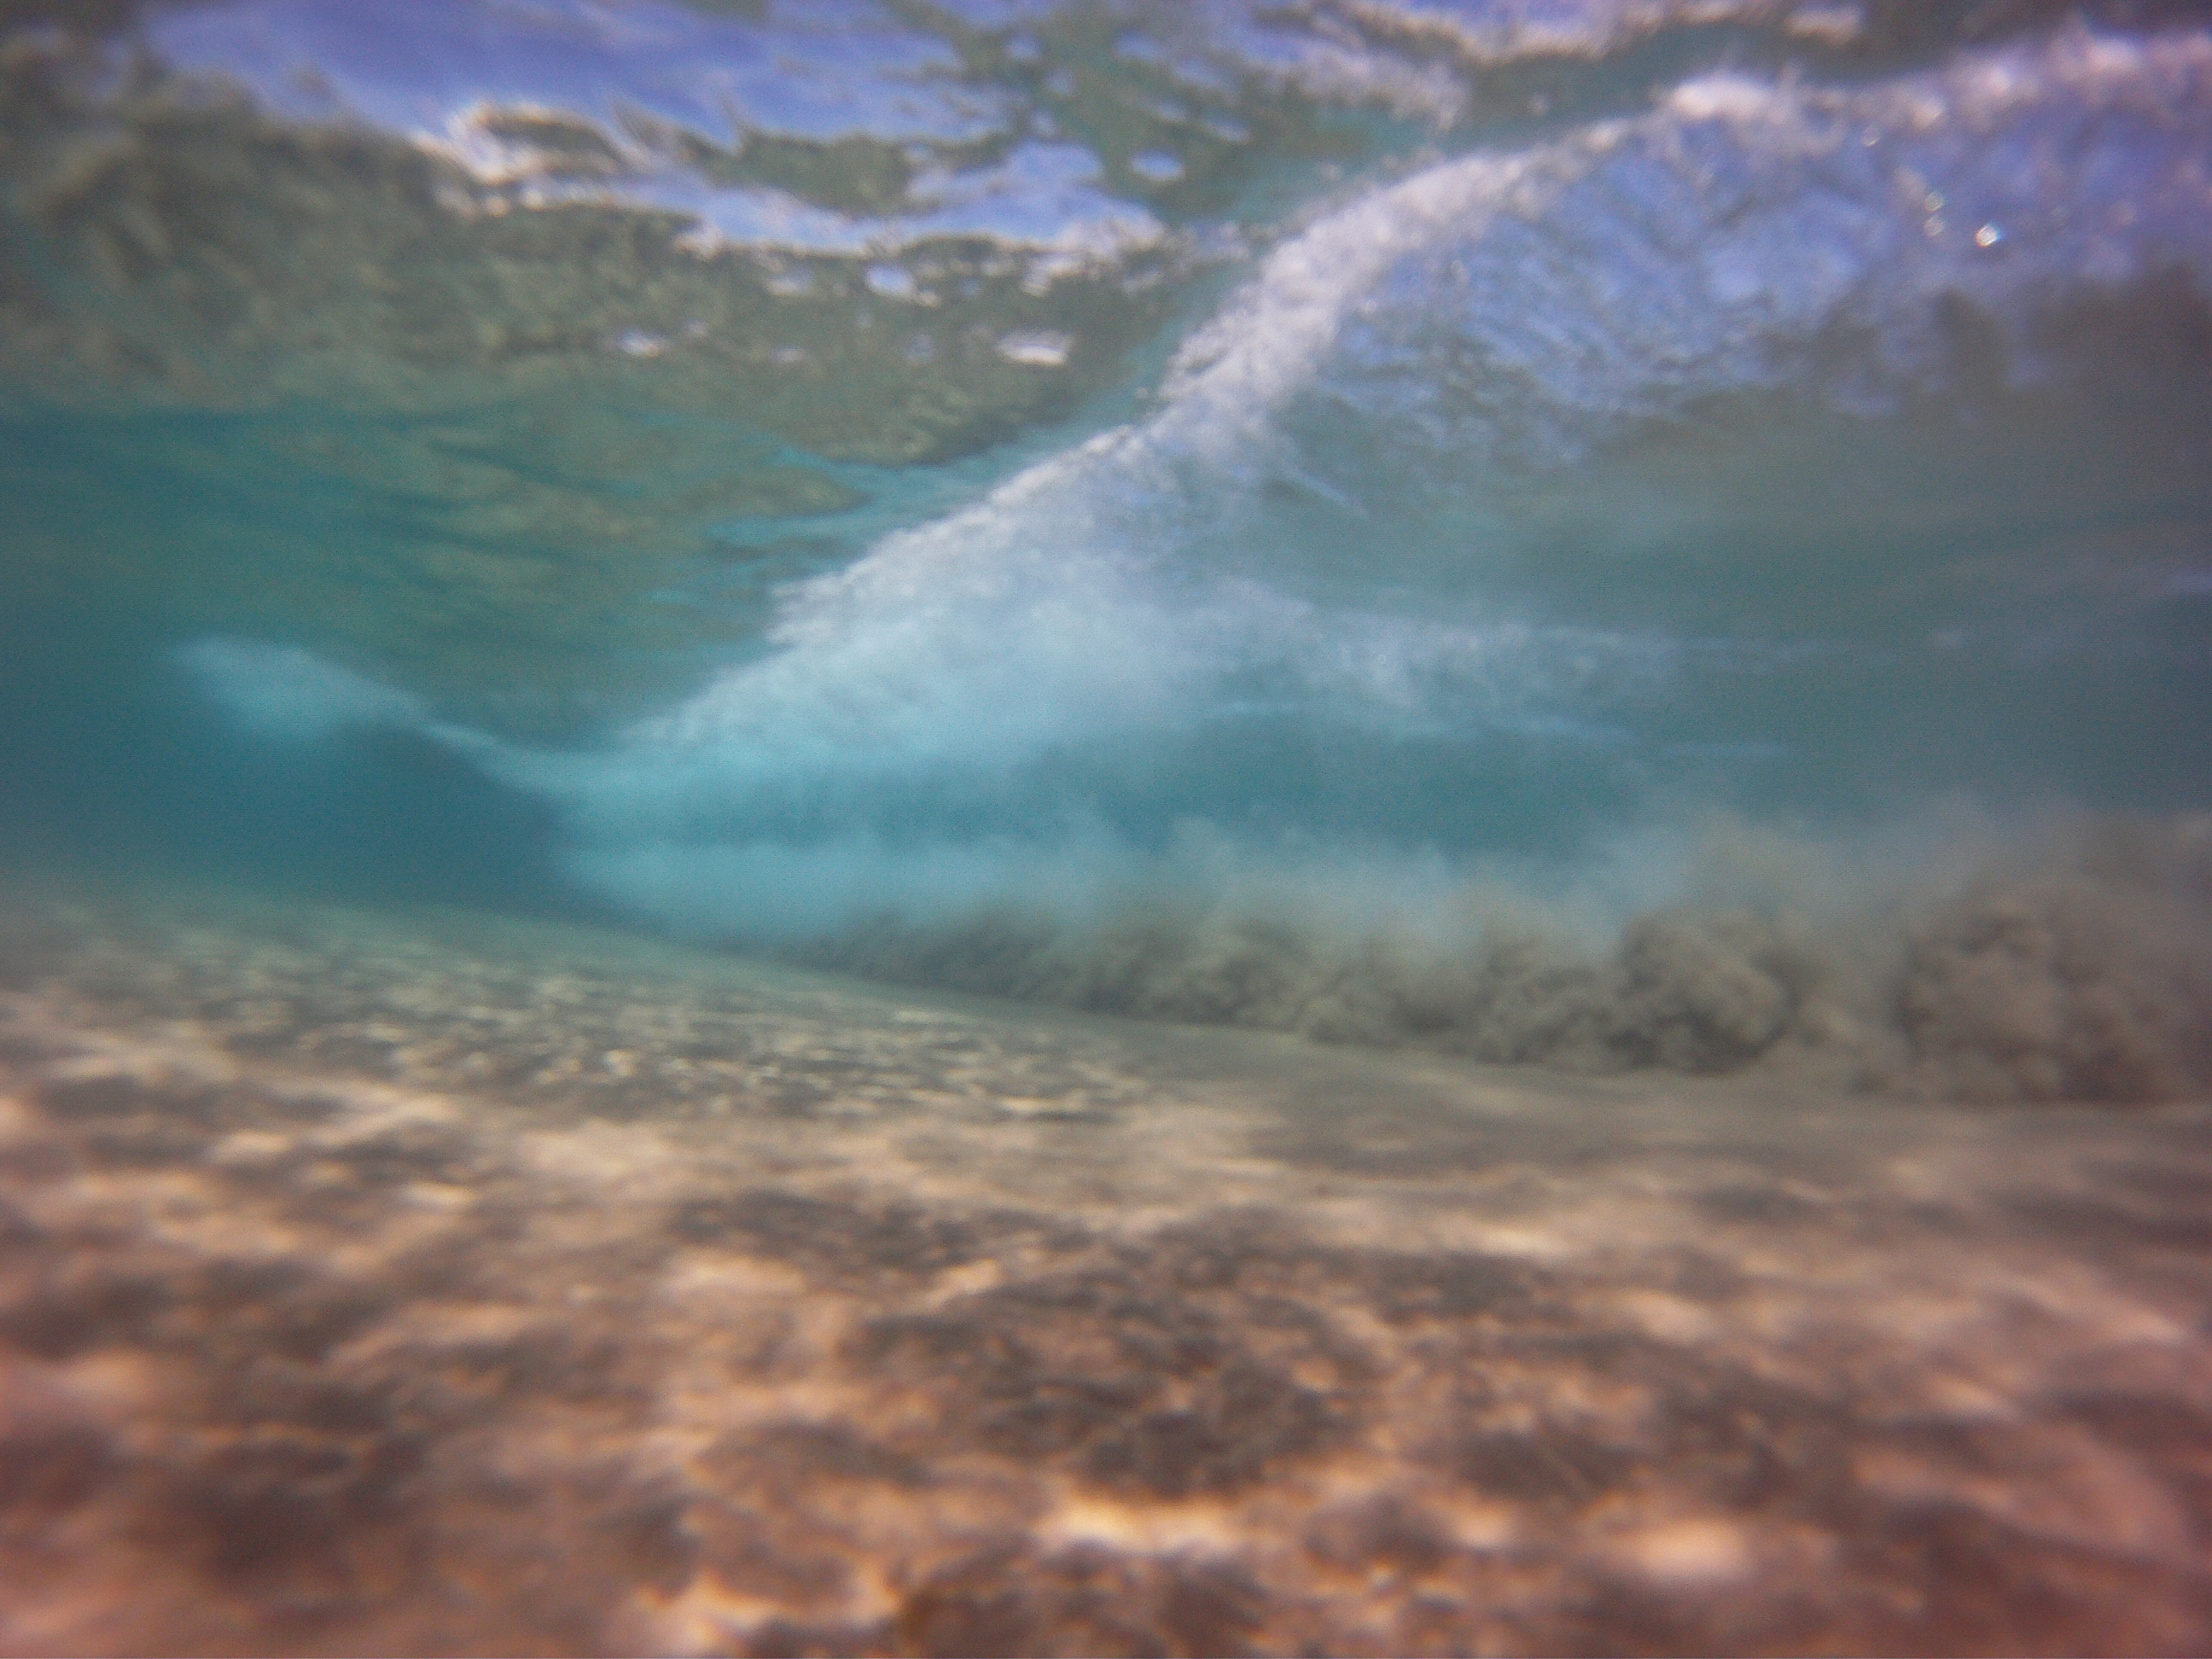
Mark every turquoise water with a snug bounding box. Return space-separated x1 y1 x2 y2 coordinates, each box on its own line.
3 0 2209 1097
6 10 2212 1651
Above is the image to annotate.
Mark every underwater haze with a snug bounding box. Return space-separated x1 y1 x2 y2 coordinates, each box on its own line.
3 2 2212 1653
6 0 2212 1102
3 0 2211 1099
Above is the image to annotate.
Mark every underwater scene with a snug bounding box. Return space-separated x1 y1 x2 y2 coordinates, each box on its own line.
2 0 2211 1651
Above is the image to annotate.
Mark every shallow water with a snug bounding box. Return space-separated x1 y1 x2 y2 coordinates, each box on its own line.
2 1 2210 1651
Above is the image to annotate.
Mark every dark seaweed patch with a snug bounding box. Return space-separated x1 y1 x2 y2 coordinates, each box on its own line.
1451 1428 1633 1504
853 1263 1363 1499
1651 1375 1855 1511
2003 1194 2212 1254
1250 1096 1604 1178
0 1270 175 1358
1697 1183 1819 1224
158 1429 403 1604
597 1485 699 1595
0 1423 114 1528
1522 1576 1697 1659
2058 1391 2212 1540
417 1322 631 1406
1301 1493 1457 1575
36 1074 163 1119
2056 1390 2212 1456
2096 1161 2212 1208
732 1419 928 1488
896 1543 1266 1659
320 1121 472 1185
0 1193 42 1245
667 1189 988 1279
1840 1501 2212 1655
193 1257 394 1363
738 1615 897 1659
1365 1249 1544 1324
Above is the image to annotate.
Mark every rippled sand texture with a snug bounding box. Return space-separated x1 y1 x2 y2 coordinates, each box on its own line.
1 877 2208 1656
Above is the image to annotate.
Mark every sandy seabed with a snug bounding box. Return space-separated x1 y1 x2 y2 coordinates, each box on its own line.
0 871 2206 1656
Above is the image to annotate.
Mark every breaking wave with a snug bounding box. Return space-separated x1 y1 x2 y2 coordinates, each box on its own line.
23 2 2212 1103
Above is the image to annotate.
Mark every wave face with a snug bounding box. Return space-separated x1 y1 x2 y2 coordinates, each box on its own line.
5 1 2211 1095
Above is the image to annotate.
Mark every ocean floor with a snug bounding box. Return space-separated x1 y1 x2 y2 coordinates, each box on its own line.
0 871 2208 1656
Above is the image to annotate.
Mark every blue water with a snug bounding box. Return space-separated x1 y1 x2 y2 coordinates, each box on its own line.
3 0 2209 1093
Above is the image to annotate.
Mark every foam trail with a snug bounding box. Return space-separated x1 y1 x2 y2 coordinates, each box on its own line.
177 641 433 743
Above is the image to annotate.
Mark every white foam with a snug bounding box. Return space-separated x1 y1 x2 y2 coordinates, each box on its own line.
178 640 430 744
1191 26 2212 474
544 26 2212 796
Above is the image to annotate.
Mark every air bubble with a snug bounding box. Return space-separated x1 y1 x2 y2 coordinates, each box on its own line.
865 264 919 300
996 329 1073 367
